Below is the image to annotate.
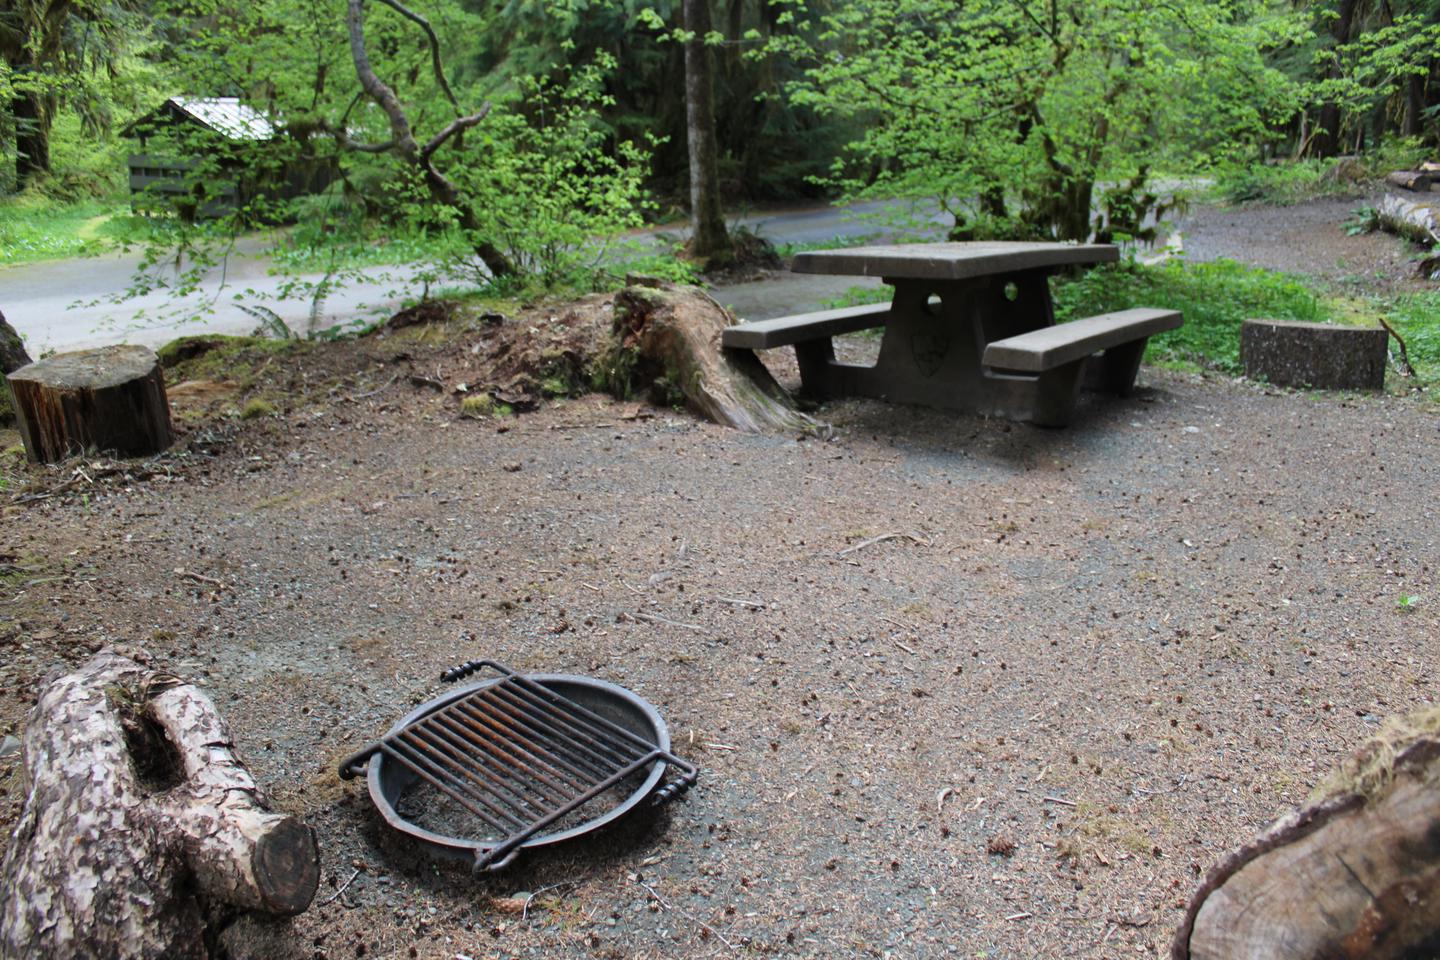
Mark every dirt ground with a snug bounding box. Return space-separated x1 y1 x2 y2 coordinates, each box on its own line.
1 199 1438 960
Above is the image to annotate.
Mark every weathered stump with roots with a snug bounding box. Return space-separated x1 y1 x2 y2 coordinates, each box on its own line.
7 344 174 463
1173 708 1440 959
0 650 319 960
609 279 828 436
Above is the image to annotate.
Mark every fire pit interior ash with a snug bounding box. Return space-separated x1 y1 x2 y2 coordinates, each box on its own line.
339 660 697 873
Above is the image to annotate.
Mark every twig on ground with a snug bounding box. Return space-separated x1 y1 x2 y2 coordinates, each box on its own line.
1005 911 1032 921
714 597 765 609
838 531 932 557
523 880 580 921
346 374 399 401
175 569 228 590
634 612 706 632
1042 796 1078 807
892 638 917 654
632 877 738 950
1376 315 1416 378
320 868 362 906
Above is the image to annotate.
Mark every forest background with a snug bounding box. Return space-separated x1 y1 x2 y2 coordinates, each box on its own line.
1 0 1438 369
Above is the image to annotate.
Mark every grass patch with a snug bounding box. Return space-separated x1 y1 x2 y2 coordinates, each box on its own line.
1054 259 1336 375
1383 292 1440 382
0 195 139 265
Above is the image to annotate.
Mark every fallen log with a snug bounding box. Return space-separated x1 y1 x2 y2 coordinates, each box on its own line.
1384 170 1432 192
1376 193 1440 247
7 344 174 463
0 650 319 960
605 279 829 435
1173 707 1440 959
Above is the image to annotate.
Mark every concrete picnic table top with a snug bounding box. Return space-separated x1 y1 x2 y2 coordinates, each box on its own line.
790 241 1119 281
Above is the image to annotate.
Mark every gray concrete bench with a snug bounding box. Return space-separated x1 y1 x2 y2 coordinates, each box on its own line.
982 307 1182 425
721 302 889 350
722 302 890 389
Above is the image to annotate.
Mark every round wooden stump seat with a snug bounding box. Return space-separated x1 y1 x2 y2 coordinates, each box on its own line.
6 344 174 463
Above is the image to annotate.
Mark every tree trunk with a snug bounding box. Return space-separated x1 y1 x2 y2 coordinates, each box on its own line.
682 0 732 266
12 91 52 187
1311 0 1359 159
0 651 320 960
1376 192 1440 246
1402 71 1426 139
343 0 514 279
1172 719 1440 959
7 344 175 463
611 279 826 435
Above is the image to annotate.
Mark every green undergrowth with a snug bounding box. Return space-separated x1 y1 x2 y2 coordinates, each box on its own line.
0 195 141 266
1053 259 1334 375
816 259 1439 387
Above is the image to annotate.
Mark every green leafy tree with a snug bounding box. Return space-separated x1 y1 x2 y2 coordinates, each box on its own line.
770 0 1300 241
0 0 142 189
116 0 655 312
1302 0 1439 154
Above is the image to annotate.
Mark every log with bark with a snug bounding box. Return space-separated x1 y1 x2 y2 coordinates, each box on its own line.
7 344 174 463
1172 707 1440 959
0 650 319 960
1376 193 1440 249
1384 170 1433 192
608 279 829 436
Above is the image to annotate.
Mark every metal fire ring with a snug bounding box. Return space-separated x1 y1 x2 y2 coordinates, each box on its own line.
340 663 695 872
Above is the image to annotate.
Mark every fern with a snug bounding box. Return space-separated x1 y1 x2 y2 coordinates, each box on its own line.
237 304 296 341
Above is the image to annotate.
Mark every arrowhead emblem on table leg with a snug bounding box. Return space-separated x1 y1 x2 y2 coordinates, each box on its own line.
911 331 950 378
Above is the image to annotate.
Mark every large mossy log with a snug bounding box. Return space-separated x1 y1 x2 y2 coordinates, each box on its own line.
0 651 319 960
610 280 828 435
7 344 174 463
1377 193 1440 247
1173 711 1440 959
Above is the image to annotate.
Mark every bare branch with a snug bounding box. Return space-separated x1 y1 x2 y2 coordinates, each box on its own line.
345 0 419 158
372 0 460 112
421 104 491 162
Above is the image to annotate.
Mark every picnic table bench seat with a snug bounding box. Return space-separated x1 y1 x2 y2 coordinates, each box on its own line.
982 307 1181 425
720 302 889 350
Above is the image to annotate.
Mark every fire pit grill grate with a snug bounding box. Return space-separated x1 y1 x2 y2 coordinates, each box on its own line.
340 660 697 872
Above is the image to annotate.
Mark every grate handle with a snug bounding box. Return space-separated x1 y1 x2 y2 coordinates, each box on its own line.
650 762 699 807
337 743 382 780
441 658 507 683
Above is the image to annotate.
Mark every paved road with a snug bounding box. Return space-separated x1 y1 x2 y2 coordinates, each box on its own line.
1 200 948 354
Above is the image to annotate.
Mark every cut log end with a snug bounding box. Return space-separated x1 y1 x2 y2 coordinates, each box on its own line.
253 817 321 915
1174 721 1440 960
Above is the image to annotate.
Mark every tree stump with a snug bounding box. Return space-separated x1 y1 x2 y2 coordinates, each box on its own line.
6 344 174 463
1173 712 1440 959
0 650 320 960
609 279 829 435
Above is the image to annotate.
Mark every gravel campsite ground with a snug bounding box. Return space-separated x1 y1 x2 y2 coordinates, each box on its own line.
1 195 1437 959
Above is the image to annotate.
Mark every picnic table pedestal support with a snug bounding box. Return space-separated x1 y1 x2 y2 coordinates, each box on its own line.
793 271 1059 418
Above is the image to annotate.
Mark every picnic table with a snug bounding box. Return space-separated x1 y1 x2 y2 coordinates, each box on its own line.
721 241 1181 426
